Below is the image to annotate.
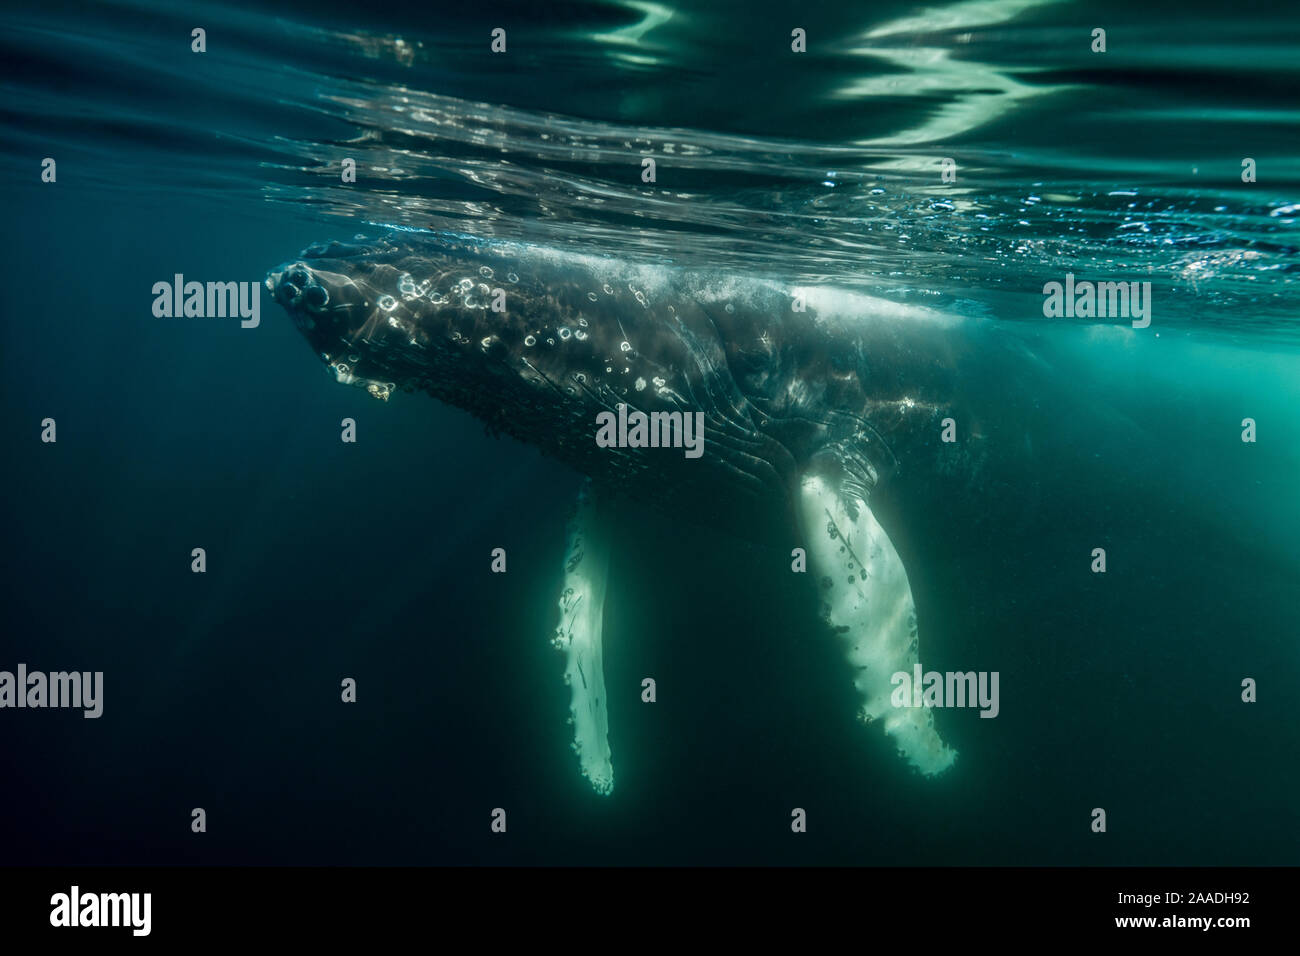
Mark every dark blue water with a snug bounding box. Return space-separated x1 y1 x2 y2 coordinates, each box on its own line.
1 0 1297 865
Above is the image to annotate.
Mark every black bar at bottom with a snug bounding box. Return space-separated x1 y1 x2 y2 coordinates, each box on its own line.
0 866 1275 942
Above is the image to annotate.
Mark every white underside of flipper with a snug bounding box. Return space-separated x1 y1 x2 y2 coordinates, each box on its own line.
797 473 956 776
552 480 614 795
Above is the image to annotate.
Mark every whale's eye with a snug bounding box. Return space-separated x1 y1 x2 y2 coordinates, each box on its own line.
304 285 329 311
289 268 310 287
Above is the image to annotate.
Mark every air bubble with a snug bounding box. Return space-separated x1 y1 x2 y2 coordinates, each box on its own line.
635 377 646 391
559 328 571 339
652 376 665 387
578 317 588 327
479 266 494 278
507 272 519 283
587 292 598 302
525 335 536 347
602 283 613 294
377 295 397 312
575 330 587 341
620 341 631 352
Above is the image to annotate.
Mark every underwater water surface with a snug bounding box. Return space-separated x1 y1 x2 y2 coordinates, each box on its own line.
0 0 1297 866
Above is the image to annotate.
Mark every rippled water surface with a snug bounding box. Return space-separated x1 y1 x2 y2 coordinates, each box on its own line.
5 0 1298 325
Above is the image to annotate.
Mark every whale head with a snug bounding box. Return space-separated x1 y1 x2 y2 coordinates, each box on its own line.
267 234 670 411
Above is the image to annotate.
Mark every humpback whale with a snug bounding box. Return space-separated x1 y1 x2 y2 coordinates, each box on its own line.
267 232 997 794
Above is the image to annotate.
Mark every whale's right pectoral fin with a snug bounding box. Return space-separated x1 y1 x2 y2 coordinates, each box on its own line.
796 471 956 776
553 479 615 795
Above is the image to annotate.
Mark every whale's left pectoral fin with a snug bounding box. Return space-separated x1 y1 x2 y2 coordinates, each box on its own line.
796 470 956 776
553 479 615 795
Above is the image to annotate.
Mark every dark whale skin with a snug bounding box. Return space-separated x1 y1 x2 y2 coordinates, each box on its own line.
267 232 1009 543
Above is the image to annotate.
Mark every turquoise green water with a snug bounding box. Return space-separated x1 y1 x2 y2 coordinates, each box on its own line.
0 0 1296 864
